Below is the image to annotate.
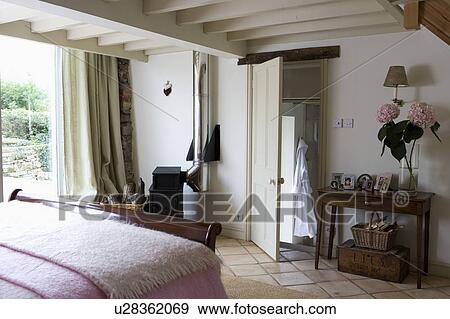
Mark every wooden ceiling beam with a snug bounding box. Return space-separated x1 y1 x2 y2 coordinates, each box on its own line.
204 0 385 33
0 20 148 61
143 0 232 14
98 32 145 46
404 0 420 29
0 4 39 23
67 24 115 40
124 39 167 51
247 23 407 48
177 0 339 25
145 46 188 55
228 12 395 41
237 46 340 65
30 16 81 33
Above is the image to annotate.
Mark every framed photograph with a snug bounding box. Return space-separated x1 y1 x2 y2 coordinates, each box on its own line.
331 173 344 190
365 179 374 192
375 173 392 192
342 174 355 190
357 174 373 190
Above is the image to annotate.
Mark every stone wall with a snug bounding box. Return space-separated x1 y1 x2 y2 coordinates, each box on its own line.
117 58 134 183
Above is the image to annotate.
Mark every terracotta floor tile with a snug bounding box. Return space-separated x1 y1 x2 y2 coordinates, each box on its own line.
217 246 249 255
242 275 279 286
405 288 449 299
261 262 298 274
287 284 330 299
221 254 258 266
221 265 235 277
281 251 314 261
291 260 330 271
303 270 346 283
244 245 265 254
341 294 374 299
390 275 431 290
353 278 399 294
372 291 411 299
439 286 450 296
422 275 450 288
230 264 267 277
272 272 314 286
252 253 274 263
238 240 255 246
340 272 369 280
321 258 338 268
318 281 365 298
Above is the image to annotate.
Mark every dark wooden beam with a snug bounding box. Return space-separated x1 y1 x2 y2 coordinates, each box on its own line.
419 0 450 45
237 46 340 65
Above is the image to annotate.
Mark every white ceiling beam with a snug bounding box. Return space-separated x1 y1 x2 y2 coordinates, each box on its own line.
2 0 246 58
98 32 144 46
177 0 339 25
204 0 384 33
145 46 188 55
228 12 396 41
124 39 167 51
248 23 409 48
0 4 39 23
67 24 115 40
144 0 232 14
30 16 81 33
376 0 405 25
0 20 147 61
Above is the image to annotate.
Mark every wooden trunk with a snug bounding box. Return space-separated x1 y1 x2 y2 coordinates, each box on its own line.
338 240 410 283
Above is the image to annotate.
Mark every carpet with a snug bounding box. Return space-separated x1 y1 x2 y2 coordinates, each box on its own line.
221 275 315 299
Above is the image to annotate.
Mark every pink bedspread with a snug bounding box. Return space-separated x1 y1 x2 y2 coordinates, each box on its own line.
0 245 227 299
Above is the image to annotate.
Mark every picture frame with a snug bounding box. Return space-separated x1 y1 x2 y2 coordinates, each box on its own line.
365 179 374 192
357 174 373 190
375 173 392 193
342 174 355 190
331 173 344 190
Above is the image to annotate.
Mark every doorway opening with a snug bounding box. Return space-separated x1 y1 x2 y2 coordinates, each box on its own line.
247 58 327 260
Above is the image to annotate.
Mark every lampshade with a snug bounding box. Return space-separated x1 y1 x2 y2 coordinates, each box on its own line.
383 66 409 87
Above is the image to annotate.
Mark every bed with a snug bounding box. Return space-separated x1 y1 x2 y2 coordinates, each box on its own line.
0 189 226 299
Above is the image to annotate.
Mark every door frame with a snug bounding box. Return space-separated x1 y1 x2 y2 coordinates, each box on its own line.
244 59 329 241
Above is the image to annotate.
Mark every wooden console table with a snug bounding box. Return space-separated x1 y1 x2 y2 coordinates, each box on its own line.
315 187 434 289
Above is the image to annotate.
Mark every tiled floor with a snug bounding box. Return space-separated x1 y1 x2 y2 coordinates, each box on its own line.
217 237 450 299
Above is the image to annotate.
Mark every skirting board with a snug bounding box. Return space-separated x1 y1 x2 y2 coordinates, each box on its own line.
221 226 246 241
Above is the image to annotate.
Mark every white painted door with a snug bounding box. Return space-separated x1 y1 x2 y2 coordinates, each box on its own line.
250 57 283 261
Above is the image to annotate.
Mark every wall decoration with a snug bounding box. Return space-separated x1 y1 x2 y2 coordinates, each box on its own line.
163 80 173 96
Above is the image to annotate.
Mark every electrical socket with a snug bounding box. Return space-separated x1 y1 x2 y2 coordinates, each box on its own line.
333 119 343 128
343 118 354 128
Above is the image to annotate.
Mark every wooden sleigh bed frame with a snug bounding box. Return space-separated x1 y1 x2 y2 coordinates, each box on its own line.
8 189 222 251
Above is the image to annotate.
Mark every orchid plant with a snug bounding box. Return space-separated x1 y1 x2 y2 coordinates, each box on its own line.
377 102 442 190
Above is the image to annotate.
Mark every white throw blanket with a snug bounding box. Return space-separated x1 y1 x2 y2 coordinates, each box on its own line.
0 201 220 299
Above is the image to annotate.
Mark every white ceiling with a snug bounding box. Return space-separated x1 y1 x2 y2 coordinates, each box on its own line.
0 0 409 59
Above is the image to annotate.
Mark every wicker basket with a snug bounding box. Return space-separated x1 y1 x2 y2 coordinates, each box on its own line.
351 224 398 251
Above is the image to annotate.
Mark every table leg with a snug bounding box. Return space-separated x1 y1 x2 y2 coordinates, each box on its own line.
424 211 430 275
327 205 337 259
315 202 325 269
417 214 423 289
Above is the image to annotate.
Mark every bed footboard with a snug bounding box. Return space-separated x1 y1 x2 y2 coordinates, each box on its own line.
9 189 222 251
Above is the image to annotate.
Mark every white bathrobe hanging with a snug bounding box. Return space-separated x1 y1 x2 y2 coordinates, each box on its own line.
292 139 317 238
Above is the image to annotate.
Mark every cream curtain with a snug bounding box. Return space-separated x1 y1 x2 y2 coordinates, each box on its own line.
62 49 126 196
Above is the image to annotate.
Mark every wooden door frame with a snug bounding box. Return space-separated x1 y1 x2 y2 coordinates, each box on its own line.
244 59 329 241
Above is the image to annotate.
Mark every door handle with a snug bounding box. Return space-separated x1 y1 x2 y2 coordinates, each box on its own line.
278 178 285 185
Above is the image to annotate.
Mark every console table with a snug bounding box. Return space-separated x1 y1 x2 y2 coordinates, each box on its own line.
315 188 434 289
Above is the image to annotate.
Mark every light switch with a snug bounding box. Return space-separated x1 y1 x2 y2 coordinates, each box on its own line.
333 119 343 128
343 118 354 128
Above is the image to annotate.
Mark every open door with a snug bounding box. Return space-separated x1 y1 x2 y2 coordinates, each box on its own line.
250 57 283 261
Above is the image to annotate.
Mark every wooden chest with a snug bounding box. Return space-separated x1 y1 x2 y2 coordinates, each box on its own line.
338 240 410 283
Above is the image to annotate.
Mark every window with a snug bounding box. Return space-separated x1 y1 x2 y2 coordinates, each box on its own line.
0 36 63 201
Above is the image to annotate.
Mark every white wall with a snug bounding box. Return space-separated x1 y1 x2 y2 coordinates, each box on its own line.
250 28 450 275
131 52 248 238
132 28 450 274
